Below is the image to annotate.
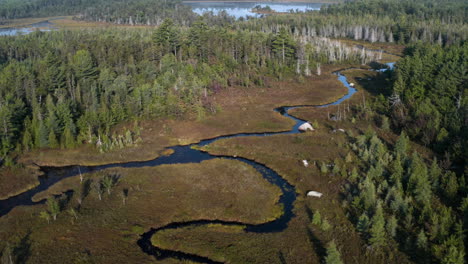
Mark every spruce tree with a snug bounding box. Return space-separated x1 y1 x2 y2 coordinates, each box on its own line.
62 121 76 149
46 197 60 221
271 28 296 65
395 131 409 157
48 130 58 148
325 241 343 264
22 130 32 151
369 202 386 248
357 213 370 234
312 210 322 225
35 120 48 148
416 230 428 250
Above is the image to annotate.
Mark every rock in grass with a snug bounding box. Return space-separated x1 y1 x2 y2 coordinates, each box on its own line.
307 191 323 198
299 122 314 132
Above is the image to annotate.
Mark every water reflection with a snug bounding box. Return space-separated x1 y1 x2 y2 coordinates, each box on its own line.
0 21 56 36
184 1 325 19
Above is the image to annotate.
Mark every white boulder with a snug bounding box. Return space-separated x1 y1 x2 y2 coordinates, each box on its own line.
298 122 314 132
307 191 323 198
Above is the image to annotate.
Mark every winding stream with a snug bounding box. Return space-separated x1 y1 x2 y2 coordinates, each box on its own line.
0 62 394 263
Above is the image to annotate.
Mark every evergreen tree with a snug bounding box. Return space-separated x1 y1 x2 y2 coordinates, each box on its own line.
39 211 51 224
369 202 386 248
429 158 442 189
22 129 32 151
154 18 180 55
360 177 376 211
416 230 428 250
46 197 60 221
345 152 353 163
320 162 329 174
407 153 432 204
35 120 48 148
357 213 370 234
312 210 322 225
325 240 343 264
349 167 358 182
48 130 59 148
271 28 296 65
61 121 76 149
395 131 409 157
442 171 458 200
386 215 398 238
71 50 97 81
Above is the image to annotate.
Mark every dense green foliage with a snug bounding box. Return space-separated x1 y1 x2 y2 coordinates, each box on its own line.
322 0 467 24
0 0 467 262
0 21 375 159
353 42 467 262
345 130 467 263
388 43 467 164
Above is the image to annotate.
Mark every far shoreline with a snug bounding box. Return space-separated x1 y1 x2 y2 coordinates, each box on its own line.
183 1 340 3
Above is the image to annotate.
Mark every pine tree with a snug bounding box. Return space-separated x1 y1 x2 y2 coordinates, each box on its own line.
442 171 458 200
48 130 58 148
349 167 358 181
271 28 296 65
35 119 48 148
386 215 398 238
407 153 432 204
395 131 409 157
321 218 331 231
62 121 75 149
320 162 328 174
102 175 114 195
345 152 353 163
325 240 343 264
416 230 428 250
429 158 441 189
312 210 322 225
71 49 97 80
369 202 386 248
39 211 51 224
389 155 404 184
46 197 60 221
360 177 376 211
357 213 370 234
154 18 180 55
22 130 32 151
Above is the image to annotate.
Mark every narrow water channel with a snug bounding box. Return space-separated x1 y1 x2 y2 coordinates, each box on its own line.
0 62 394 263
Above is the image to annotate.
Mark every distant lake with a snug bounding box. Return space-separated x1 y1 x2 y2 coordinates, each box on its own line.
184 2 326 18
0 21 56 36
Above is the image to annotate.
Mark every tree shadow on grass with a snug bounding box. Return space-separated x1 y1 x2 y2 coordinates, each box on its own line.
306 227 326 263
13 232 31 263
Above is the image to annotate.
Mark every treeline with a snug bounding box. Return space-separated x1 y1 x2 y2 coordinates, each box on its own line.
0 20 376 159
0 0 195 25
236 0 467 46
74 0 197 26
321 0 467 24
344 130 467 263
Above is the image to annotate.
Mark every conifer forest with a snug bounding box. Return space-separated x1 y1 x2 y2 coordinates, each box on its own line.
0 0 466 263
